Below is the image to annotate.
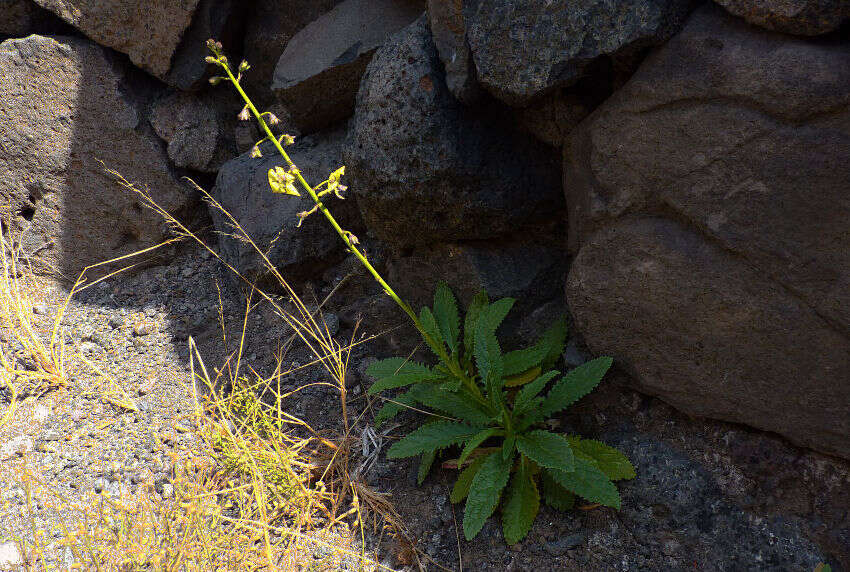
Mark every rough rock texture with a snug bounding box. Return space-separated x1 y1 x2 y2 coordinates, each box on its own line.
272 0 424 133
465 0 692 105
715 0 850 35
210 130 360 285
518 89 592 147
566 217 850 458
32 0 201 78
426 0 480 104
151 91 240 173
0 0 65 37
565 5 850 333
606 428 829 569
346 16 561 247
165 0 244 91
242 0 342 106
0 35 189 278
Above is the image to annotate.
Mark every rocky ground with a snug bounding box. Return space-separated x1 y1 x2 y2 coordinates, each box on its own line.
0 236 846 571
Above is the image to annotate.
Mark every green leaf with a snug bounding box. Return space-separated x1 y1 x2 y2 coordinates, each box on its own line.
502 317 567 376
463 452 513 540
513 371 559 414
482 297 515 333
538 317 568 370
541 470 575 511
540 357 613 417
433 282 460 354
451 455 486 504
387 421 479 459
566 437 635 481
407 384 493 426
474 321 503 393
373 388 416 428
366 358 438 394
463 291 489 366
516 430 575 473
419 307 446 358
502 462 540 544
504 366 542 388
549 458 621 509
458 428 501 468
417 450 436 485
502 434 516 460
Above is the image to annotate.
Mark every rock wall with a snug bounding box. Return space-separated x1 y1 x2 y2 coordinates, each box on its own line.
2 0 848 464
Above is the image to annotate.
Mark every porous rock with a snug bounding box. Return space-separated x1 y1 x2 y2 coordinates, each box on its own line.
565 4 850 332
0 35 190 278
32 0 201 78
345 16 561 247
272 0 424 133
714 0 850 35
0 0 68 37
566 217 850 458
210 129 361 285
464 0 692 105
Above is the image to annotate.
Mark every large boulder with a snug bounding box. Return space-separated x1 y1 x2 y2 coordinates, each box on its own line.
151 91 241 173
464 0 692 105
345 16 561 247
565 5 850 333
566 217 850 459
714 0 850 35
271 0 424 133
242 0 342 106
210 129 361 286
0 35 190 278
32 0 201 79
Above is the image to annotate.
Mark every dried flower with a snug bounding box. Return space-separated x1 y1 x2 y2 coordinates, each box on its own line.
250 146 262 158
237 106 250 121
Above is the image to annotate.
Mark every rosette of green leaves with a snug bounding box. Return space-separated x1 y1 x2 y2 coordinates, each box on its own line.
366 283 635 544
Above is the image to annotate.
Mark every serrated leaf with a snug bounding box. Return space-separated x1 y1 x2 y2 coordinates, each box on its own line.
541 470 575 511
418 449 436 485
516 430 575 473
451 455 486 503
474 320 503 393
540 357 613 417
502 317 567 376
463 291 489 366
502 462 540 544
419 306 446 358
407 384 493 426
433 282 460 354
482 298 515 333
502 434 516 460
549 458 621 509
387 421 479 459
504 366 542 388
458 428 501 467
539 317 568 370
514 371 559 414
566 437 635 481
366 358 438 394
463 452 513 540
373 388 416 428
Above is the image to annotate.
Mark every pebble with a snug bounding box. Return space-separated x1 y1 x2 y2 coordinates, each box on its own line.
133 322 154 336
32 304 49 315
0 541 22 568
544 533 585 556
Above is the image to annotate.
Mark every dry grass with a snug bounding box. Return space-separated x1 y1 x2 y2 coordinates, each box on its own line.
0 172 421 570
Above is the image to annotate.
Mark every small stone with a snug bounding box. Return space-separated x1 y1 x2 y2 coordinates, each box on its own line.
161 483 174 499
93 478 107 493
109 315 125 329
42 429 62 442
133 322 154 336
1 436 34 460
0 541 22 569
32 403 52 422
181 267 193 278
32 304 49 315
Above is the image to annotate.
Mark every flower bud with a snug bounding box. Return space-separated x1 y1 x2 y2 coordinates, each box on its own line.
208 76 223 85
237 106 250 121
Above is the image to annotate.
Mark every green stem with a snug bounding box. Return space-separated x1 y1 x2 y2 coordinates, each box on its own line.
222 65 480 392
